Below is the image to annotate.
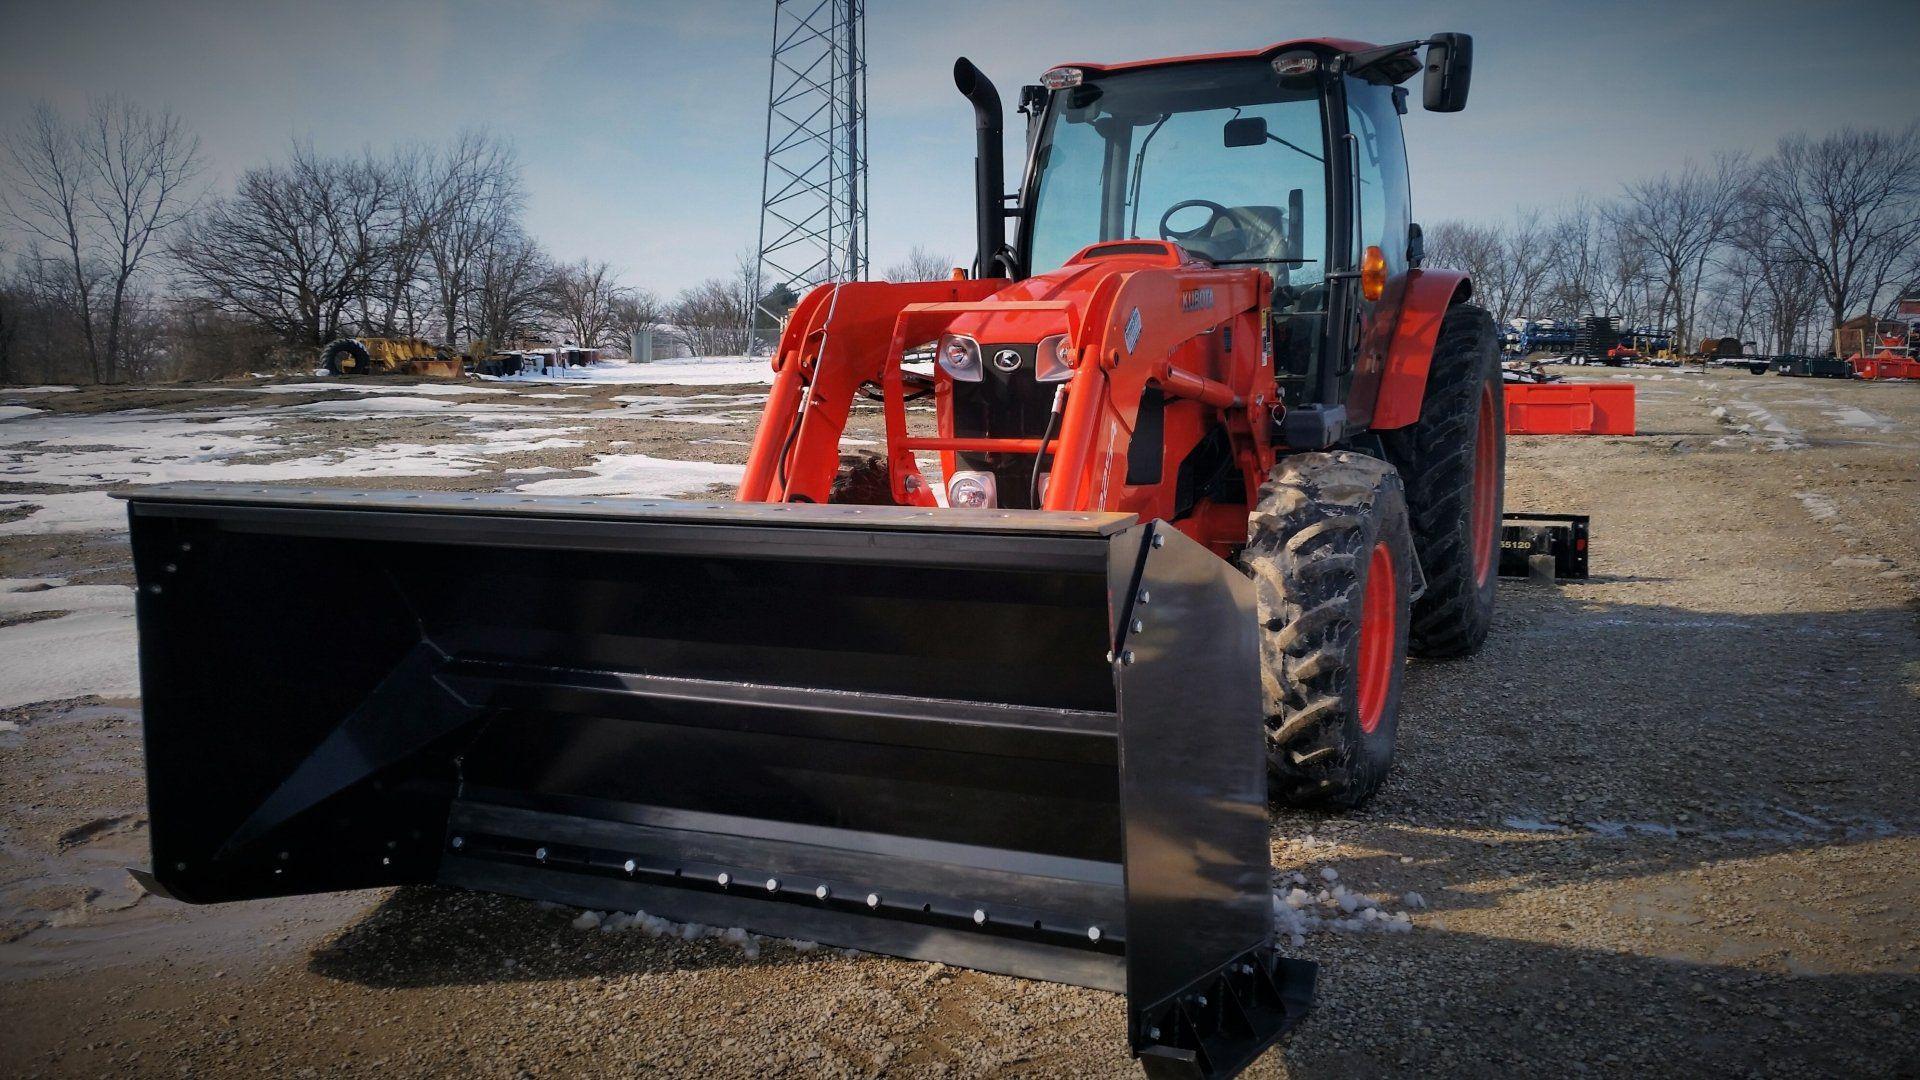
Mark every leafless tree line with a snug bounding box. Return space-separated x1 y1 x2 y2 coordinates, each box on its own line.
1 97 201 382
1426 122 1920 356
1 104 690 381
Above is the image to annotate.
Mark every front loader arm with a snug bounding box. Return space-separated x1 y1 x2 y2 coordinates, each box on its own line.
739 279 1005 503
1041 264 1272 513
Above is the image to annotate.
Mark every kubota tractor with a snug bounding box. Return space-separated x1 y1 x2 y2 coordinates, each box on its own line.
121 34 1491 1079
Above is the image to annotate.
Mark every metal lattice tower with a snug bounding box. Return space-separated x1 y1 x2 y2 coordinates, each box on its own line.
750 0 868 339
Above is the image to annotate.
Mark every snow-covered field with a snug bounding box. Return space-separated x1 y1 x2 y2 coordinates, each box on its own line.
0 578 138 710
0 359 776 712
483 356 772 387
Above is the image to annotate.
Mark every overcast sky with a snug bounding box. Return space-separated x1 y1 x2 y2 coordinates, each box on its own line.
4 0 1917 296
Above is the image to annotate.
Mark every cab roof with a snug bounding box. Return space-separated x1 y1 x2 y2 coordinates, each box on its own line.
1053 38 1378 76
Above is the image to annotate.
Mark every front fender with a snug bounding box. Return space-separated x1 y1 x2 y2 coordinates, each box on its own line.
1368 269 1472 430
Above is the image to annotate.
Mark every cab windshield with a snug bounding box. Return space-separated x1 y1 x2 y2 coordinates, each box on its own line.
1024 60 1329 286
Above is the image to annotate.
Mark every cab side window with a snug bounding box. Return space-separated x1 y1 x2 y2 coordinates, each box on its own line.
1344 80 1411 277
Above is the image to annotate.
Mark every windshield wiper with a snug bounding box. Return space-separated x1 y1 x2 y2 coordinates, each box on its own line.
1263 132 1325 164
1208 257 1318 265
1125 113 1172 236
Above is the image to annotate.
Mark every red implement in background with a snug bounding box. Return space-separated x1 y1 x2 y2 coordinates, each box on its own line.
1504 382 1636 435
1850 352 1920 380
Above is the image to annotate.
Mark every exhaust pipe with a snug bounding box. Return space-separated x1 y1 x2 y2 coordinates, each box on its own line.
953 58 1007 279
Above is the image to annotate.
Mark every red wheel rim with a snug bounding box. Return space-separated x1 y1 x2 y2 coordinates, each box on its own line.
1356 540 1396 734
1469 382 1500 587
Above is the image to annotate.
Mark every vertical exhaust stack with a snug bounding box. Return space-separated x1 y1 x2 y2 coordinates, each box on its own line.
953 58 1008 279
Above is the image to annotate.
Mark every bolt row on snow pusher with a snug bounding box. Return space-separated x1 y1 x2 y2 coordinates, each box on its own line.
124 34 1496 1079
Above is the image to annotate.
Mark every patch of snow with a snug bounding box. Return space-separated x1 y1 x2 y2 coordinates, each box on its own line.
0 578 139 709
1502 817 1568 833
491 357 772 388
0 491 125 535
1713 399 1807 451
1794 491 1839 522
1271 871 1418 940
0 410 605 516
175 381 514 397
1585 820 1679 839
0 385 79 394
513 454 744 498
585 908 771 960
0 406 47 421
613 393 767 424
1824 404 1893 432
274 395 552 416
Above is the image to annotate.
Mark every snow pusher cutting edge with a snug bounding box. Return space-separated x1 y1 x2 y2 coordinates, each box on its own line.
120 484 1312 1075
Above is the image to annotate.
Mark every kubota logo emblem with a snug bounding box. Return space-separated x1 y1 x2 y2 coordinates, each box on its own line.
992 348 1022 372
1180 287 1215 312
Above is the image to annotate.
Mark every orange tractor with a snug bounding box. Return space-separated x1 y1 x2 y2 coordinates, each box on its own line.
122 34 1493 1078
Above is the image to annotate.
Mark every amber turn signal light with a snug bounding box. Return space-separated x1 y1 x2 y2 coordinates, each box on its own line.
1361 245 1387 301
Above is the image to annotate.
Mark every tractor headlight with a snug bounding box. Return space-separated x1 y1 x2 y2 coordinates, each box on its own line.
937 333 982 382
1035 334 1073 382
947 470 996 509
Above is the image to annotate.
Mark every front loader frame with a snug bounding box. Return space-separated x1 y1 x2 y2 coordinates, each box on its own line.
739 244 1280 557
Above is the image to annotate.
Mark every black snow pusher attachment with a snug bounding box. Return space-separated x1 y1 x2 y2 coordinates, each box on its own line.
1499 512 1590 580
122 484 1311 1078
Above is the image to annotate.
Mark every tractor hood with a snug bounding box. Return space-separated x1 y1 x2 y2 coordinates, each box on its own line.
944 240 1217 346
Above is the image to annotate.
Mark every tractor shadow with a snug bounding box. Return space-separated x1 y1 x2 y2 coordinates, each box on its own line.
301 581 1919 1072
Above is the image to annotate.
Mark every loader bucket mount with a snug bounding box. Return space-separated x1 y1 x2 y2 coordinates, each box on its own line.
122 484 1312 1078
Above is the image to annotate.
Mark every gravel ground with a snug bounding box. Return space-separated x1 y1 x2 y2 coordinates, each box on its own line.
0 366 1915 1077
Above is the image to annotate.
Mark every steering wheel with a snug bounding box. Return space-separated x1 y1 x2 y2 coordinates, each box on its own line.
1158 199 1234 244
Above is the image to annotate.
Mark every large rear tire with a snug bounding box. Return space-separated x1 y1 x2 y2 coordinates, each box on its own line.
1381 302 1505 658
1238 451 1415 809
321 338 373 377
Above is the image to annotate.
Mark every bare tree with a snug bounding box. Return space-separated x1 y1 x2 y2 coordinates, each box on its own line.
1606 155 1746 354
542 258 628 347
882 245 957 283
608 288 665 355
1424 220 1505 315
1541 200 1602 320
78 97 203 380
1751 125 1920 354
1504 211 1552 325
173 143 403 346
356 144 432 337
1728 196 1820 354
466 227 550 347
670 256 757 356
3 104 101 379
2 98 201 381
420 131 521 342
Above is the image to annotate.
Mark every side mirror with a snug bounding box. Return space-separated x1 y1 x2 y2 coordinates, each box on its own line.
1423 32 1472 112
1223 116 1268 147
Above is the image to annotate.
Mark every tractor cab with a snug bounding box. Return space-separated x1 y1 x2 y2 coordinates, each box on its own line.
978 37 1470 428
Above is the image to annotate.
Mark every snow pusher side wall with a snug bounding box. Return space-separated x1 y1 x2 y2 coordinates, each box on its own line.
123 484 1310 1078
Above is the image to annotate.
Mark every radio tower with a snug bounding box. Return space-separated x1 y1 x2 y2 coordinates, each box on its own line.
749 0 869 346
